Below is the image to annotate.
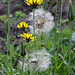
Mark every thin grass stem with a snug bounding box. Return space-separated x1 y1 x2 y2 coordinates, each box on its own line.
8 1 13 75
56 0 63 72
53 0 58 74
68 21 73 75
53 0 58 55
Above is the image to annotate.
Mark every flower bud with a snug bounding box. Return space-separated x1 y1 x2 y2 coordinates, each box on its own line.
43 0 48 11
6 15 8 33
68 0 74 21
20 36 26 57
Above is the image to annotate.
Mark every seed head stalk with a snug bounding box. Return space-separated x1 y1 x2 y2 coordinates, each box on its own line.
8 0 13 75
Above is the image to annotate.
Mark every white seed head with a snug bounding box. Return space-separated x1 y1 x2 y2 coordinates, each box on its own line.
29 8 55 35
19 48 51 72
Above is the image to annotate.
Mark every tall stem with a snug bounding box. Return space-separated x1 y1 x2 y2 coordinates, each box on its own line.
68 21 73 75
56 0 63 69
53 0 58 56
53 0 58 74
58 0 63 52
33 8 35 44
8 1 13 75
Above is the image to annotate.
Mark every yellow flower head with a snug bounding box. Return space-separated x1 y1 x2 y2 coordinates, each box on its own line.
17 22 29 29
25 0 43 8
21 33 36 42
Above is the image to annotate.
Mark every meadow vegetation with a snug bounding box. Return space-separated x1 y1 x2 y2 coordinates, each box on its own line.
0 0 75 75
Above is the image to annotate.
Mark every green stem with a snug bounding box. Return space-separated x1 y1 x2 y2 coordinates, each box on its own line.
58 0 63 50
52 0 58 74
56 0 63 71
53 0 58 56
68 21 73 75
8 1 13 75
27 43 30 75
22 56 24 75
33 8 35 44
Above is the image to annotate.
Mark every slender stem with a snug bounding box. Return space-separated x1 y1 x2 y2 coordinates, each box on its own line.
68 21 73 75
25 43 29 75
22 56 24 75
8 1 13 75
52 0 58 74
53 0 58 56
56 0 63 71
33 8 35 44
58 0 63 51
59 1 64 74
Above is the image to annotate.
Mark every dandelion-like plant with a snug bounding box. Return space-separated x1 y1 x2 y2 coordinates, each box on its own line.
21 33 36 42
20 33 36 75
25 0 43 44
20 36 26 75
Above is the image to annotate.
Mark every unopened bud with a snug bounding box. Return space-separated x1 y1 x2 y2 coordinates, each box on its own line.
68 0 74 21
6 15 8 21
21 36 23 43
21 37 26 57
6 15 8 33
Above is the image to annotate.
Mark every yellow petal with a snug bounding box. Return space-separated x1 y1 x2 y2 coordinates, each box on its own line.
34 0 36 3
30 0 33 4
37 0 43 5
21 34 24 37
17 25 20 28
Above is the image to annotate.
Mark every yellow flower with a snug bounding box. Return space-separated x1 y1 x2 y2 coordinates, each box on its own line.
17 22 29 28
25 0 43 7
21 33 36 42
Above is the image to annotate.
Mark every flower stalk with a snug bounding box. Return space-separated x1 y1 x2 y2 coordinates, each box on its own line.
68 0 74 75
56 0 63 71
54 0 58 56
21 36 26 75
52 0 58 74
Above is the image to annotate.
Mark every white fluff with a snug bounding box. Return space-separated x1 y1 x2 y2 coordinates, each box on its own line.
19 48 51 72
29 8 55 35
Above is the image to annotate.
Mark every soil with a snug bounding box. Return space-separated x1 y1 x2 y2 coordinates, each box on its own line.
0 0 75 54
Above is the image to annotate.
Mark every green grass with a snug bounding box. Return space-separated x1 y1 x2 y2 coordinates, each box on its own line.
0 26 75 75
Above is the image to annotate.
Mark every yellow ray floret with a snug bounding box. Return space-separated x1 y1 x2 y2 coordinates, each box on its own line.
21 33 36 42
17 22 29 28
25 0 43 6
